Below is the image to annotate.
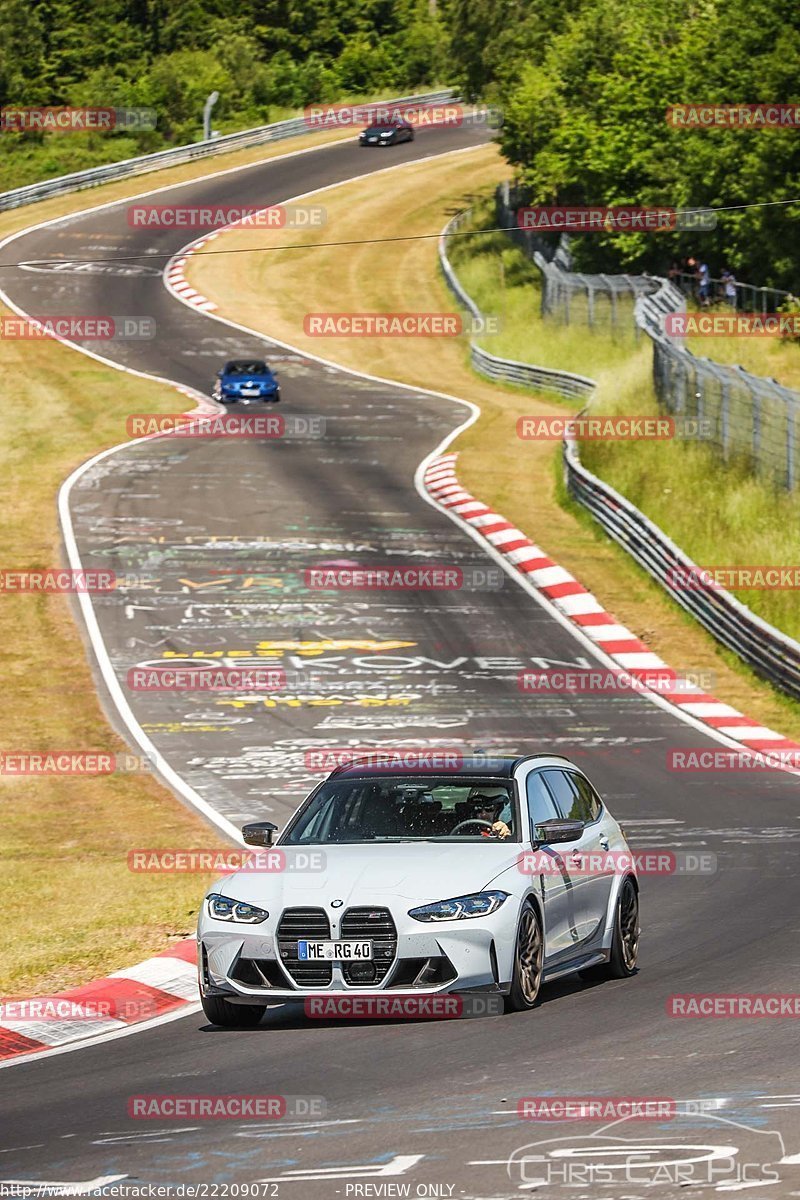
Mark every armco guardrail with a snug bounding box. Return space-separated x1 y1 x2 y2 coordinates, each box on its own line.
0 90 458 212
439 210 595 400
440 206 800 700
564 437 800 700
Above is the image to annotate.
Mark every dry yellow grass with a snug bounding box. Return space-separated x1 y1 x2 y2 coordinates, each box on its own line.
685 325 800 391
188 146 800 741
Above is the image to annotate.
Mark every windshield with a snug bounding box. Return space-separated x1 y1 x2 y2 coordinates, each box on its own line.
224 360 268 375
364 124 398 133
282 776 518 844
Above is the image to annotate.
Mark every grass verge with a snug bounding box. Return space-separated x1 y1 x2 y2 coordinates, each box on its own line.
187 146 800 739
686 321 800 391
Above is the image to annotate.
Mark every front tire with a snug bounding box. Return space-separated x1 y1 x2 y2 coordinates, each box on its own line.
201 993 267 1028
504 903 543 1012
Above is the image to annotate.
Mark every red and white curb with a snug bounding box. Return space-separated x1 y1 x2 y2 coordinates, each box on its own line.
0 940 197 1061
164 234 219 312
424 453 800 760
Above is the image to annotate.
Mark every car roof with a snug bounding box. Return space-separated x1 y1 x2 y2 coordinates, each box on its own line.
327 753 575 781
224 359 268 371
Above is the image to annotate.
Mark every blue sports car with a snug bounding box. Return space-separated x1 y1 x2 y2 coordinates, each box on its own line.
213 359 280 404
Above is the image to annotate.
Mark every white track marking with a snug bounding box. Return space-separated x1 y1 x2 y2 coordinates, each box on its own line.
256 1153 424 1182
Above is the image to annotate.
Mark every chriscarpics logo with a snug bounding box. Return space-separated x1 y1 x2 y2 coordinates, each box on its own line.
506 1112 794 1191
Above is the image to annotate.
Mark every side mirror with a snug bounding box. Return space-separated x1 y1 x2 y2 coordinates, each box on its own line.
532 818 584 846
242 821 278 847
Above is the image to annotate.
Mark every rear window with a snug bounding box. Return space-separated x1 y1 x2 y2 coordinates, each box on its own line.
569 772 602 821
224 360 268 374
539 770 579 819
540 769 600 823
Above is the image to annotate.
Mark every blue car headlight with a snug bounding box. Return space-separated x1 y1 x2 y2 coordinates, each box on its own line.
207 893 268 924
408 891 509 922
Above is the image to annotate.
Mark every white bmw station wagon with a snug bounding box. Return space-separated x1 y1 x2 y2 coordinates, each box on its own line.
197 754 640 1026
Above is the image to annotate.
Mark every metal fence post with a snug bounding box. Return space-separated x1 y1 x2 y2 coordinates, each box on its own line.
720 379 730 461
695 371 704 427
787 400 795 490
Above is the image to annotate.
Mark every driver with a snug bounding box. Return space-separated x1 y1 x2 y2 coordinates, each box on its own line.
469 792 511 840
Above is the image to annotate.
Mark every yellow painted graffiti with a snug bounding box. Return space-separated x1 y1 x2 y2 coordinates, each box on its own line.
162 640 417 659
216 695 417 709
176 576 288 590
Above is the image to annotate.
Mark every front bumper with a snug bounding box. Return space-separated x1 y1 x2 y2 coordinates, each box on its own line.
218 390 278 403
198 903 517 1002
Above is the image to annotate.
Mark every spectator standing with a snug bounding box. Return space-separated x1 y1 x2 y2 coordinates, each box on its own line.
721 267 737 308
698 261 712 307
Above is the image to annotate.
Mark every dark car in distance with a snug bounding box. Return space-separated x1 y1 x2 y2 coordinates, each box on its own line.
359 119 414 146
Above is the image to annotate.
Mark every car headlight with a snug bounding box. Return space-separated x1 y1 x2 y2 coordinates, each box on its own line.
408 891 509 922
207 893 268 924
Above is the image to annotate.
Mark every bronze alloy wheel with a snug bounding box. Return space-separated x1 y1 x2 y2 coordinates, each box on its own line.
618 877 640 972
505 904 543 1011
579 876 640 982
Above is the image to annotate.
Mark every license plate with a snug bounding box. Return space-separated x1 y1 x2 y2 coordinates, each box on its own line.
240 388 260 397
297 940 372 961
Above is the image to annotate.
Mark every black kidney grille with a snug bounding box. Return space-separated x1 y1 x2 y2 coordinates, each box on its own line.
277 907 332 987
340 907 397 985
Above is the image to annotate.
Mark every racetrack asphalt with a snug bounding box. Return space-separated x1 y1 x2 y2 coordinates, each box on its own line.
1 119 799 1197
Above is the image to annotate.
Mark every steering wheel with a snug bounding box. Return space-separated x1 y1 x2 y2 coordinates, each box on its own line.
451 818 495 835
